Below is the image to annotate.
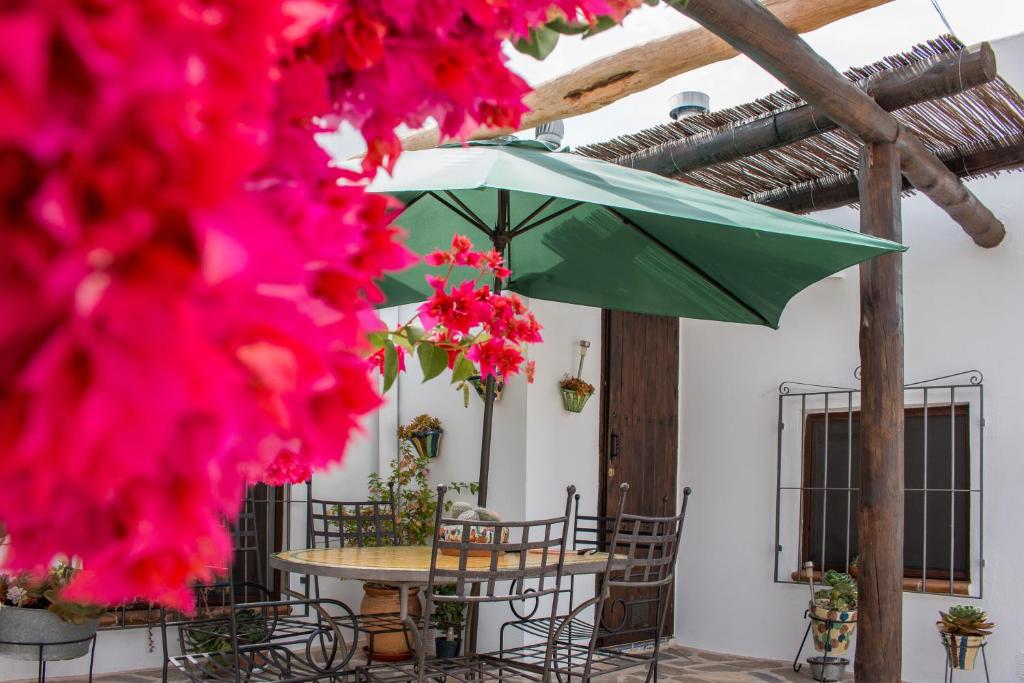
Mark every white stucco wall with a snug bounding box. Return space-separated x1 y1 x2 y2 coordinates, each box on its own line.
676 34 1024 682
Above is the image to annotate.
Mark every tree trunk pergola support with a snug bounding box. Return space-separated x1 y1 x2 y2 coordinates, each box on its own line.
669 0 1005 248
394 0 893 153
856 141 905 683
614 42 996 176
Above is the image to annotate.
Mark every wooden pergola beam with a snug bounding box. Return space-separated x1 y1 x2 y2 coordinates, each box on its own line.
395 0 893 153
614 43 997 175
669 0 1006 248
761 140 1024 214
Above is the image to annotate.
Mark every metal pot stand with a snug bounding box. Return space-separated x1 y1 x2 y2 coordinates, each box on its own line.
0 633 97 683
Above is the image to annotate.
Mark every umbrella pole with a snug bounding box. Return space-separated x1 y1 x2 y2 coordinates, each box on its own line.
468 190 509 656
476 189 509 509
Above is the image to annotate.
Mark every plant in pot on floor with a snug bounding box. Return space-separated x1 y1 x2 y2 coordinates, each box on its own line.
0 563 105 662
809 569 858 657
937 605 994 671
357 441 477 661
398 414 444 460
431 585 466 659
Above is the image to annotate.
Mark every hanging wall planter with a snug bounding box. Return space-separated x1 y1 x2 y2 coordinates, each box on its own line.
398 414 444 459
409 429 443 459
560 385 593 413
468 375 503 403
559 340 594 414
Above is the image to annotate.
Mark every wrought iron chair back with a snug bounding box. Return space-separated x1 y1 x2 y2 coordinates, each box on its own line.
414 484 576 681
307 491 400 549
158 487 358 683
557 484 692 682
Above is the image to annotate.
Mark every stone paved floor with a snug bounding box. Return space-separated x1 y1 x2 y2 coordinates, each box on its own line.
10 645 852 683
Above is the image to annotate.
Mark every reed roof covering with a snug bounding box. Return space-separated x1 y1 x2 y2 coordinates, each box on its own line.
576 36 1024 208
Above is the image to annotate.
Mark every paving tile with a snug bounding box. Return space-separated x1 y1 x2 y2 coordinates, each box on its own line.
10 644 860 683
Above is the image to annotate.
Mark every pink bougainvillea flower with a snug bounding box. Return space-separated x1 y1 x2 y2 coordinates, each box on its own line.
0 0 630 608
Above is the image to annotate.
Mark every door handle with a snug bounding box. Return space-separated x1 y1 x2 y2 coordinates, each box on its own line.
609 432 620 460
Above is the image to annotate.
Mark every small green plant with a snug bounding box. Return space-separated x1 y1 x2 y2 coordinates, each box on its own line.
361 441 477 546
397 414 442 440
184 608 268 658
937 605 994 637
432 585 466 640
0 562 105 624
813 570 858 612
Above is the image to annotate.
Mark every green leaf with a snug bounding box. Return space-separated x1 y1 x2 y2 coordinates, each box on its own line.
417 342 449 382
382 341 399 392
450 355 476 384
513 25 560 60
544 17 590 35
393 334 415 353
406 326 426 344
368 331 389 348
582 15 618 38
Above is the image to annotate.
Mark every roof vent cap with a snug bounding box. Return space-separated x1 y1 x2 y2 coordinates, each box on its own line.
535 119 565 149
669 91 710 121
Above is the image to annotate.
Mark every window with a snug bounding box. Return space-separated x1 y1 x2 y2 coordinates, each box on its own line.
774 370 984 598
801 405 970 582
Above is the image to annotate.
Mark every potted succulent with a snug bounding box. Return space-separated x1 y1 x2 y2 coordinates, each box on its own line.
398 414 444 459
559 376 595 413
937 605 994 671
809 570 858 656
431 585 466 659
357 441 477 660
0 563 105 662
439 502 507 557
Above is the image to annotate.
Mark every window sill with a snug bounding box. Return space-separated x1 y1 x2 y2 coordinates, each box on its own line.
789 570 969 596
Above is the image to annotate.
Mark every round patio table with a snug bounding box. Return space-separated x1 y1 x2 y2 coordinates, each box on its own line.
271 545 618 622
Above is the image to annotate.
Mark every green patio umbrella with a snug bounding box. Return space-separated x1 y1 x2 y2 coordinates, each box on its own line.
360 138 906 504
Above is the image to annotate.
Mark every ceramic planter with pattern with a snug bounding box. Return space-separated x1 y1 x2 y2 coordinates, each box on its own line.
809 602 858 655
409 429 443 459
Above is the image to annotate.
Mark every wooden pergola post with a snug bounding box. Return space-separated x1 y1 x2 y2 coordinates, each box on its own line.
857 141 905 682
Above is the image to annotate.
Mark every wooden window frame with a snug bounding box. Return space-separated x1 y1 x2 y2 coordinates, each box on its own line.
798 404 971 588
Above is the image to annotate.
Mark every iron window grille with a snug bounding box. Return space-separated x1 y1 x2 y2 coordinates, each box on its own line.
774 369 984 598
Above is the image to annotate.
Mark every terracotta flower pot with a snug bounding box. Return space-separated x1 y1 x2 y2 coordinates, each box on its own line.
0 606 98 661
360 584 421 662
560 388 593 413
409 429 443 459
940 633 985 670
439 524 509 557
809 602 858 655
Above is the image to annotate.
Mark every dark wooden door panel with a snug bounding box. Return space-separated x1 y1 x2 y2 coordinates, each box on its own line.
600 310 679 643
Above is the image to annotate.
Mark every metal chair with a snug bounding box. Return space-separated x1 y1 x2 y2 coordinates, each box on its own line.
359 484 577 683
306 491 423 661
499 486 671 650
497 483 693 683
159 490 359 683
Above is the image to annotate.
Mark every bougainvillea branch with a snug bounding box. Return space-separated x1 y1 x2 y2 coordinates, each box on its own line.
369 235 541 393
0 0 633 607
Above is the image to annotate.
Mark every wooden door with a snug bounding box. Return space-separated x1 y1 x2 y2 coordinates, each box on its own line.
600 309 679 643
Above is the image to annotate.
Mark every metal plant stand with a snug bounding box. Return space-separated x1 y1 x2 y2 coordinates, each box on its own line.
0 634 96 683
792 609 849 682
943 638 990 683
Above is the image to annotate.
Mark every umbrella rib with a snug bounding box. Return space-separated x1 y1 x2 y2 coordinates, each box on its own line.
426 191 494 237
443 191 494 237
606 208 773 327
510 201 585 238
511 197 557 232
